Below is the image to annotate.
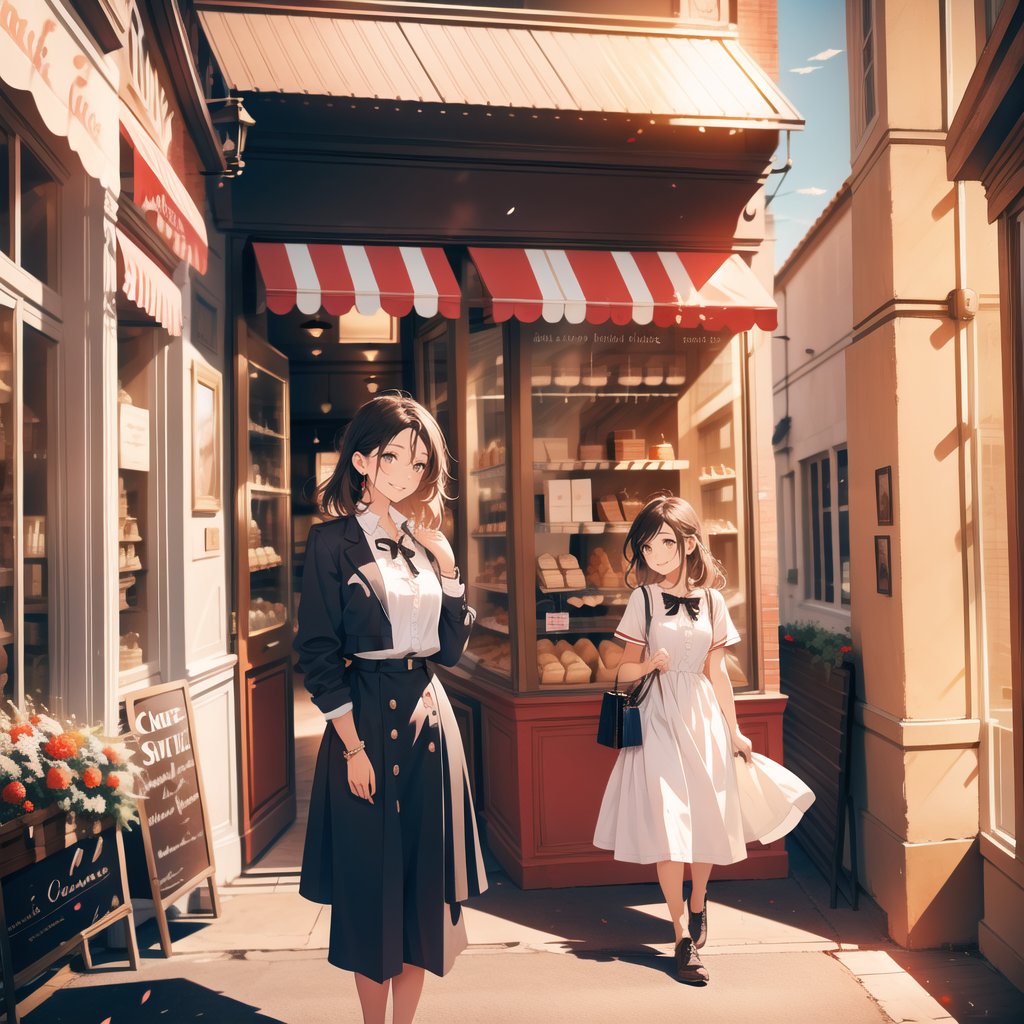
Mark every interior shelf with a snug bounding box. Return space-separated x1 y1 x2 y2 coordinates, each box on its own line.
534 459 689 472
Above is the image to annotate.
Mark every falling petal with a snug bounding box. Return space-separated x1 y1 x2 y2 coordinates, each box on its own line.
807 48 842 62
142 989 152 1004
506 206 516 215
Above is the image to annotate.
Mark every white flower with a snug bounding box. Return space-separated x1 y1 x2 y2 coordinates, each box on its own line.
0 754 22 779
15 736 44 778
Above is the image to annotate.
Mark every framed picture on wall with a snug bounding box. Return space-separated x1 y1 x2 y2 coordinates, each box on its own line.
874 535 892 596
875 466 893 525
191 362 222 514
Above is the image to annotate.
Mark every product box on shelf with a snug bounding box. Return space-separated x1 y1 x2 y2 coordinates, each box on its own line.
543 479 573 523
570 478 593 522
578 443 604 461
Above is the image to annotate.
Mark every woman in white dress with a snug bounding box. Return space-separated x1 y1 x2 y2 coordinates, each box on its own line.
594 496 813 984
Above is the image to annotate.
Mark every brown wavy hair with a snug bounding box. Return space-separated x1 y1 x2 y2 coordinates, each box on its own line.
622 495 726 590
316 393 454 528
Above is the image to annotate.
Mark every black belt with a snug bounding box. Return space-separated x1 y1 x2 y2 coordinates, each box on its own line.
350 655 428 673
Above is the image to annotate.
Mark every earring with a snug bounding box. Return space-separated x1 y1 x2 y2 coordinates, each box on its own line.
361 475 368 492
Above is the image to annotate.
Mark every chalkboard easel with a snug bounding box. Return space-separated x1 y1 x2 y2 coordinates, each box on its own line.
0 822 139 1024
122 680 221 956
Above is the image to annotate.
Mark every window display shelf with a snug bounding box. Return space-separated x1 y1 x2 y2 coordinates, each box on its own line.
477 617 510 635
472 580 508 593
471 530 507 538
250 561 284 572
534 459 689 472
536 616 622 635
248 423 287 440
250 485 290 496
536 522 610 534
470 463 506 479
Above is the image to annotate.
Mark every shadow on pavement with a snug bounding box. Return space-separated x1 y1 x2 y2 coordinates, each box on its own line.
22 978 285 1024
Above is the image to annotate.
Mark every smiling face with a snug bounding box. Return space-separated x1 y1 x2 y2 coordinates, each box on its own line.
639 524 696 584
352 427 431 506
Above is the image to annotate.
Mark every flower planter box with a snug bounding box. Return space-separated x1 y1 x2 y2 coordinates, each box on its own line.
0 807 111 880
779 643 859 909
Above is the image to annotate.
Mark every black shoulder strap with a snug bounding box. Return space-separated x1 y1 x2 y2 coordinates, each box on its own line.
641 585 653 654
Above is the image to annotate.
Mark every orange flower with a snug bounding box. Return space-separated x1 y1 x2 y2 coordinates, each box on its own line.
22 800 34 813
9 723 33 743
102 746 121 764
68 731 86 749
44 734 77 760
2 781 26 805
82 767 102 789
46 765 74 790
106 773 120 789
29 715 41 725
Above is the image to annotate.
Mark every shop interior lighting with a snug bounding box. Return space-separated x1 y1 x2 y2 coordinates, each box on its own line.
301 318 332 339
365 377 380 394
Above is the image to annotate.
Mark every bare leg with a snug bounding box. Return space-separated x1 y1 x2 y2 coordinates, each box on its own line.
656 861 687 944
689 862 713 913
354 973 390 1024
391 964 426 1024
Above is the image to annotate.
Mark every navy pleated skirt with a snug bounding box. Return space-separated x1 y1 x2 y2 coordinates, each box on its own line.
299 661 487 983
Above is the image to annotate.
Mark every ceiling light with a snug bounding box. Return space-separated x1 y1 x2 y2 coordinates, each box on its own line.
311 348 322 357
365 377 379 394
301 318 331 339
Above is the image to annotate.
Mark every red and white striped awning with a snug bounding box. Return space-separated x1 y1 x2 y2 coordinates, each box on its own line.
116 229 183 337
468 248 777 331
253 243 461 319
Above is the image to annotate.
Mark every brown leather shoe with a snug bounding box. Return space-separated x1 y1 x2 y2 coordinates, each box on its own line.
674 937 710 984
688 900 708 949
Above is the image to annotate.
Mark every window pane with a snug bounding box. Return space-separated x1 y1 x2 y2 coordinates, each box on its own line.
822 455 832 510
20 144 58 286
23 326 52 708
837 448 849 507
809 461 821 600
839 509 851 606
862 0 872 37
823 506 834 603
0 132 10 259
0 311 13 697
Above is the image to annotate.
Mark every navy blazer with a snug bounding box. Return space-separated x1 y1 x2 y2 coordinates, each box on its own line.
293 515 475 715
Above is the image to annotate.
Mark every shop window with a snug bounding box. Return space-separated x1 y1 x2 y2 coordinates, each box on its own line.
0 131 10 259
781 471 797 585
0 310 13 700
861 0 876 125
19 143 58 287
804 449 850 609
117 326 160 682
973 226 1017 845
837 447 851 606
22 326 54 707
985 0 1007 37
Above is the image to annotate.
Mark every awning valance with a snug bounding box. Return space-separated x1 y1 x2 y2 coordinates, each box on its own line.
253 243 461 319
116 228 183 336
468 248 777 332
0 0 119 190
121 106 209 274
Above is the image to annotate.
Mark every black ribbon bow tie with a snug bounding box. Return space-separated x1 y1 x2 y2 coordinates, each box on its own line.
662 591 701 620
375 537 419 576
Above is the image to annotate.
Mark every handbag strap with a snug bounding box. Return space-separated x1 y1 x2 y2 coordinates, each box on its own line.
628 585 657 707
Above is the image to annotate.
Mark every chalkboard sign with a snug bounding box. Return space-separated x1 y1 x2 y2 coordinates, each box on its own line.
122 681 221 956
0 824 139 1023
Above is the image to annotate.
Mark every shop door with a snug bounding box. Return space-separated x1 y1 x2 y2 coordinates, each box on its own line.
234 322 295 864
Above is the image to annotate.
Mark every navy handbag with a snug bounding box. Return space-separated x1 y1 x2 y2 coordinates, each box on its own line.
597 586 657 749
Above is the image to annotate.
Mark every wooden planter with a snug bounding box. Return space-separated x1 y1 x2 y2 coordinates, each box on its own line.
0 806 112 880
779 644 859 908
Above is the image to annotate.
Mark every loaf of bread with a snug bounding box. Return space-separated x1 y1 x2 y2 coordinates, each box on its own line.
573 638 600 675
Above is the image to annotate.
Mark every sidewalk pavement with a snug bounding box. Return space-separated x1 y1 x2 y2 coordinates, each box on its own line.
18 839 1024 1024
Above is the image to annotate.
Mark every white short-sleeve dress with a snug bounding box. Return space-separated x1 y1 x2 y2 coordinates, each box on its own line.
593 585 814 865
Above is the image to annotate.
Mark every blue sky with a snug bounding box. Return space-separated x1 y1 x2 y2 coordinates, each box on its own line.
771 0 851 268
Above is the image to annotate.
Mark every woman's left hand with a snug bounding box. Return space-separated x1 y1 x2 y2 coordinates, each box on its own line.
732 729 753 763
409 523 456 576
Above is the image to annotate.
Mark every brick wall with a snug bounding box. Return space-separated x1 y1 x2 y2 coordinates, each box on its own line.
737 0 779 81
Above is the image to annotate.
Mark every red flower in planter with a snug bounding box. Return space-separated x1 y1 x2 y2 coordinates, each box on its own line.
9 723 33 743
2 781 26 804
22 800 34 813
46 765 74 790
102 746 121 764
783 634 794 642
82 767 103 789
840 645 853 654
29 715 41 725
106 773 121 789
44 733 77 760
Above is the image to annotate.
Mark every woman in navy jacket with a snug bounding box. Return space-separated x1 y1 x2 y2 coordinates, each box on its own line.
295 394 486 1024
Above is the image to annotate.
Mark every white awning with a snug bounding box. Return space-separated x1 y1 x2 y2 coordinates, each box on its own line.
0 0 119 190
116 229 183 336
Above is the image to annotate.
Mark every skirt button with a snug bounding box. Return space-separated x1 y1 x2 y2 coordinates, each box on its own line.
389 699 397 710
390 729 398 740
392 764 400 776
428 741 436 753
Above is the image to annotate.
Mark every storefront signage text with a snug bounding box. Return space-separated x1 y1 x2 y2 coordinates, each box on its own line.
532 331 663 346
126 3 173 152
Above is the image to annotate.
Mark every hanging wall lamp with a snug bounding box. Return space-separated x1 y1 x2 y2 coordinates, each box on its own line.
301 318 332 340
206 96 255 179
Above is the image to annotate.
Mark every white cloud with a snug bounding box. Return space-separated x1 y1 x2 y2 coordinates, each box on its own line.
808 48 843 62
789 66 821 75
796 187 828 196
